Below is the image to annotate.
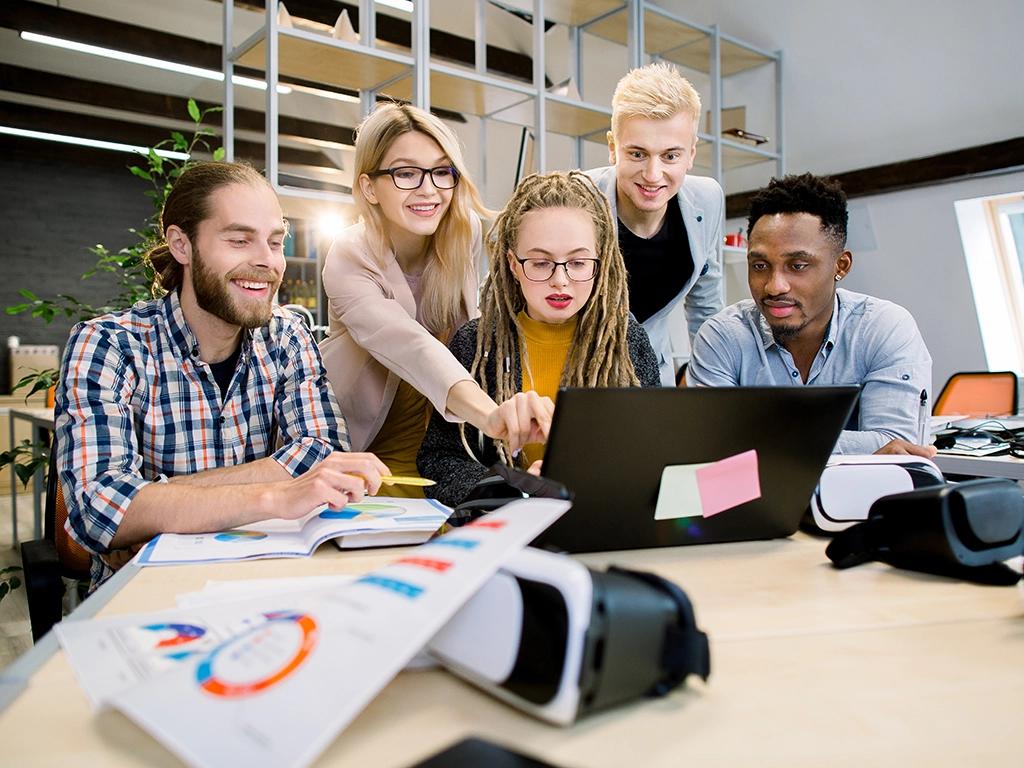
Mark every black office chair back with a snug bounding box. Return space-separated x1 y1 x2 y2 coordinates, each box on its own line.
20 446 92 642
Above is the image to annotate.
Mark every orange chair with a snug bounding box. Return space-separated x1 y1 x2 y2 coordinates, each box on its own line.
932 371 1019 418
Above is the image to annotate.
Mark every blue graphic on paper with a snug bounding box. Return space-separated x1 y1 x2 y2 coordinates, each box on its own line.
355 575 424 598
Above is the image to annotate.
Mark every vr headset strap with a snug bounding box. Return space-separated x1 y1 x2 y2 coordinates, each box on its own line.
826 519 1022 586
610 567 711 688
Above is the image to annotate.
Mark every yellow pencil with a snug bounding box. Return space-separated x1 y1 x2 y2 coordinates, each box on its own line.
380 475 436 487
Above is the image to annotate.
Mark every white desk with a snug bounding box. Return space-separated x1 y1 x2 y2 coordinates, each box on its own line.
933 452 1024 480
6 407 55 544
0 533 1022 766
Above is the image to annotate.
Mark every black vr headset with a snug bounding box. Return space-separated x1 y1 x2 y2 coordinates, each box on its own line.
429 546 710 725
826 478 1024 585
433 466 708 724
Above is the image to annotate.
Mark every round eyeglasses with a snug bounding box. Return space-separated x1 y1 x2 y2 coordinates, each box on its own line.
514 256 601 282
368 165 460 190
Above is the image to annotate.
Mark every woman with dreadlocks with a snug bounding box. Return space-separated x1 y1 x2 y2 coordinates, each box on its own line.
417 170 660 506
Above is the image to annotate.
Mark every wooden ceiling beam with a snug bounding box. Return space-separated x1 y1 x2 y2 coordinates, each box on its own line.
725 136 1024 220
0 64 355 146
0 100 340 170
235 0 535 83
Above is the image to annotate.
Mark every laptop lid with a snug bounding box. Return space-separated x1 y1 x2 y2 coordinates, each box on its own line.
534 386 860 553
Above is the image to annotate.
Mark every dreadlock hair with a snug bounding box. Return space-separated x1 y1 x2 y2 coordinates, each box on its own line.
747 173 848 252
467 170 638 466
146 161 272 294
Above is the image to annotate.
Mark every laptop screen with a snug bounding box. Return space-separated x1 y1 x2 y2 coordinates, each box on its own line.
534 386 860 553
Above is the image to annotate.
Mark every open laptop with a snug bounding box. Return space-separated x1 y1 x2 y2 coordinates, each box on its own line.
533 386 860 553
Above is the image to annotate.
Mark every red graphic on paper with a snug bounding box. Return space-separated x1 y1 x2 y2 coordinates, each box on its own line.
396 557 453 572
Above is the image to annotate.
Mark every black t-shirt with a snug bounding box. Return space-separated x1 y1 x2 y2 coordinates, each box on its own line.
617 197 694 324
208 345 242 400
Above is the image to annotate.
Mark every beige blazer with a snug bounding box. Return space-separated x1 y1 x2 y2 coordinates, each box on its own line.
319 219 481 451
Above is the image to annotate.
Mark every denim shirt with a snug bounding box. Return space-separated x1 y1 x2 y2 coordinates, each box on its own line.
687 289 932 454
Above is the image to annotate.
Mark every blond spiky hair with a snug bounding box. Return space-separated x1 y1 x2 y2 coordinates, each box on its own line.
611 61 702 140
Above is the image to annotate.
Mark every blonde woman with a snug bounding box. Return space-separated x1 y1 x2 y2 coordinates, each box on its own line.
418 171 660 506
320 103 551 495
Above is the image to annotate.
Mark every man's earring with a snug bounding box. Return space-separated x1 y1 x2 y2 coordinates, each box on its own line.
835 274 842 282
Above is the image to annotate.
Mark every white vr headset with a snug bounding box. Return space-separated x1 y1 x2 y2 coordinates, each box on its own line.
428 547 710 725
808 455 945 533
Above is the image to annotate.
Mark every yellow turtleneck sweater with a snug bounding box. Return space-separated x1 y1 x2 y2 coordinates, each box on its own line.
517 310 577 467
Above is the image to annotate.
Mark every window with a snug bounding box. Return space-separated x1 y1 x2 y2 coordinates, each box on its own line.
954 192 1024 374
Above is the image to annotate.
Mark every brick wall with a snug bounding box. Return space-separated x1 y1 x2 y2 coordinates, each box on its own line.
0 136 153 393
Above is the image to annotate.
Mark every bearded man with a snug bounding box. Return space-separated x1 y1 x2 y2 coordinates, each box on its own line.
55 161 387 588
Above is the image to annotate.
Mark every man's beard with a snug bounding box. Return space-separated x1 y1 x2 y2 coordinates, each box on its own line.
190 247 279 330
769 322 805 345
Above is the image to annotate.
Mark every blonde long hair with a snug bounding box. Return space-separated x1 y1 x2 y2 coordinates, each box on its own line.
353 102 490 336
469 171 638 465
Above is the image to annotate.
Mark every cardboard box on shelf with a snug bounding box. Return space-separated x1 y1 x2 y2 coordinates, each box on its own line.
8 346 59 393
705 106 746 134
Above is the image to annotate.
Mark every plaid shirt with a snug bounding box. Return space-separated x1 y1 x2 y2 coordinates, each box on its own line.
54 290 350 586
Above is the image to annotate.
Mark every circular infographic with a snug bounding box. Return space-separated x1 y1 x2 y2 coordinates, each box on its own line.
320 502 406 521
139 622 207 649
196 612 319 699
214 530 268 542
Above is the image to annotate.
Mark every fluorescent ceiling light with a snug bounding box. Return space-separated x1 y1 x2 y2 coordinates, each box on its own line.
286 82 360 104
20 31 291 94
377 0 414 13
0 125 190 159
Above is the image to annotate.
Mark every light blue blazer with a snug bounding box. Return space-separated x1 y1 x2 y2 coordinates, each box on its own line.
587 165 725 385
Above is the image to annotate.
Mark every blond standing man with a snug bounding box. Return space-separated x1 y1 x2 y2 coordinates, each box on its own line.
587 62 724 385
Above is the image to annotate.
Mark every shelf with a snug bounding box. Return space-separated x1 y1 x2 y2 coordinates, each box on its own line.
664 36 774 76
722 245 747 265
384 66 534 119
232 26 411 92
585 7 773 76
225 1 780 208
488 93 612 138
539 0 628 27
694 139 779 171
382 63 611 139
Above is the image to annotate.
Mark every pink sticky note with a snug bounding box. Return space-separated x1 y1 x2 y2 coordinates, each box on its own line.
694 449 761 518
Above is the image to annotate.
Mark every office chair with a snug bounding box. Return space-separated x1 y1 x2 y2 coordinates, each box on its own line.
19 446 92 642
932 371 1019 418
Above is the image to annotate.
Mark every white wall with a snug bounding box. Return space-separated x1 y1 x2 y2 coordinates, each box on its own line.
838 171 1024 393
655 0 1024 176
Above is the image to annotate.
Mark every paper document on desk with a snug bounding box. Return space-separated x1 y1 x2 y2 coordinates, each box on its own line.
56 576 356 707
136 497 451 565
90 498 569 768
936 437 1012 457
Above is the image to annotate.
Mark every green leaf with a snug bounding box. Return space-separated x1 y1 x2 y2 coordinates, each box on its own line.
6 304 30 315
18 288 39 301
171 131 188 151
188 98 201 123
213 146 226 161
129 166 152 181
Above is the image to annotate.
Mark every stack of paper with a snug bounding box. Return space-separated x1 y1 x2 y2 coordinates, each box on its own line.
56 499 570 768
